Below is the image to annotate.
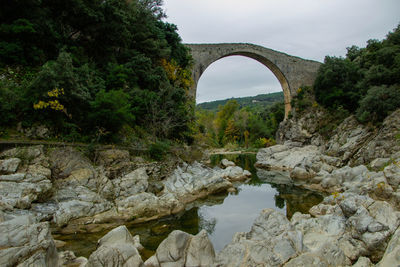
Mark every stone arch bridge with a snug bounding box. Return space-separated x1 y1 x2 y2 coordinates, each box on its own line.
185 43 322 118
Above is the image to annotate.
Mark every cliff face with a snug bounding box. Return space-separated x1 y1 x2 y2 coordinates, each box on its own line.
276 108 400 166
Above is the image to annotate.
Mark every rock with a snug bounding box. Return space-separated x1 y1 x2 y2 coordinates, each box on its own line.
0 158 21 174
97 149 130 166
256 145 321 171
145 230 215 267
151 230 190 266
53 192 113 227
163 162 232 202
0 215 58 267
221 159 235 168
216 209 303 267
54 239 67 249
370 158 390 171
352 256 373 267
0 146 45 166
325 116 372 161
112 167 149 198
368 201 400 233
376 226 400 267
186 230 216 266
384 159 400 189
96 149 135 179
59 250 88 267
276 109 326 145
27 164 52 179
116 192 162 218
221 166 251 181
49 147 94 180
87 225 143 267
352 109 400 165
309 203 339 217
290 166 315 180
0 172 52 209
22 124 50 139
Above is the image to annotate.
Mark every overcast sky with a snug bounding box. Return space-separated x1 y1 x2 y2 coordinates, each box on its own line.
162 0 400 103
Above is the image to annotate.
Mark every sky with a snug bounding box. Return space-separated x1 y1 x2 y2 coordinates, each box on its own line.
162 0 400 103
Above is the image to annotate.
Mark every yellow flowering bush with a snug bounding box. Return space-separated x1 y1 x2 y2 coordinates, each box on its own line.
33 88 65 111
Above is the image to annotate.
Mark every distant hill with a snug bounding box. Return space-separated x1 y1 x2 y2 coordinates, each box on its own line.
197 91 284 111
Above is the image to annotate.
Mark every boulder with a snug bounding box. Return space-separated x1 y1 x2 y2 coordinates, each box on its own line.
162 162 232 202
0 158 21 174
216 209 304 267
384 159 400 189
87 225 143 267
49 147 95 180
352 257 373 267
0 172 52 209
144 230 215 267
256 145 325 172
221 166 251 181
53 187 113 227
376 226 400 267
221 159 235 168
0 215 58 267
59 250 88 267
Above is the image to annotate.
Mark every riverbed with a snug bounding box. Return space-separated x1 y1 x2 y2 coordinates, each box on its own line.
56 154 323 259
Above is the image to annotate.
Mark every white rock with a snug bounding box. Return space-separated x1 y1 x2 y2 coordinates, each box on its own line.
0 158 21 174
376 226 400 267
112 167 149 198
87 225 143 267
221 159 235 168
0 215 58 267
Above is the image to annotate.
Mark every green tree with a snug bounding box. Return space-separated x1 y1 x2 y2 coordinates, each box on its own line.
356 85 400 123
89 89 134 137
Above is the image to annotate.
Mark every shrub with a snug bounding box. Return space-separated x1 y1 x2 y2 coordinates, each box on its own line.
148 140 171 161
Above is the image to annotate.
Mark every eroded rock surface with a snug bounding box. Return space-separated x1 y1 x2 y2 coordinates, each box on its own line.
87 225 144 267
0 214 58 267
0 146 249 235
144 230 215 267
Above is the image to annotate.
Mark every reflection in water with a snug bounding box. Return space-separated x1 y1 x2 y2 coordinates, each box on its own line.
57 153 323 258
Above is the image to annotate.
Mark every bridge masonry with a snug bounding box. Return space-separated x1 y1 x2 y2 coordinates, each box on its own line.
185 43 322 119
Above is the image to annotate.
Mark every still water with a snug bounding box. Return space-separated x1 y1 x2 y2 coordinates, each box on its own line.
56 154 323 259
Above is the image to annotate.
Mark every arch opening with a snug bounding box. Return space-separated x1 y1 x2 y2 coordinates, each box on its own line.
194 52 292 119
196 55 282 104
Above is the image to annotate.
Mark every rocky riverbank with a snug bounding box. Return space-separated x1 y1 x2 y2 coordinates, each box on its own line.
1 109 399 266
137 110 400 266
0 145 250 266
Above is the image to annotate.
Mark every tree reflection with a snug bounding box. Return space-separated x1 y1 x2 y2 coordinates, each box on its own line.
199 211 217 235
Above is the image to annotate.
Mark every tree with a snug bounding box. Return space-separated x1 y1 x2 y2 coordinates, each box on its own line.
356 85 400 123
314 56 363 112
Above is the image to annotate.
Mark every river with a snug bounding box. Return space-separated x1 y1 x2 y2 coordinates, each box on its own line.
56 153 323 259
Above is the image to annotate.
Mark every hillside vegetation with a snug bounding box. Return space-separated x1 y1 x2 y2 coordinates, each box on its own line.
0 0 193 144
197 91 283 111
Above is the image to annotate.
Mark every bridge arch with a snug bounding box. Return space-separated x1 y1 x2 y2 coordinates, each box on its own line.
185 43 321 119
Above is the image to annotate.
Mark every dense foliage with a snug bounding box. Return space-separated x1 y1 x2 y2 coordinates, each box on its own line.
314 25 400 123
195 99 284 149
0 0 193 142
